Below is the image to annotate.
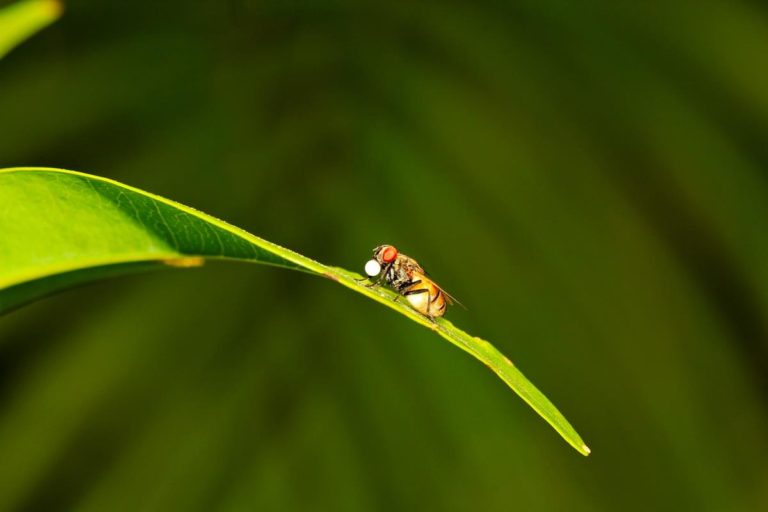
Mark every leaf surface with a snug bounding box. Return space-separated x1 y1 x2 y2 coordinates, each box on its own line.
0 167 590 455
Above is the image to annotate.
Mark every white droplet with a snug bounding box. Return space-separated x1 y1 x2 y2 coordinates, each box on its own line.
364 259 381 277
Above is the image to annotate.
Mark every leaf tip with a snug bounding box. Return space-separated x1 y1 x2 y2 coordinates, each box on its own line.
582 443 591 456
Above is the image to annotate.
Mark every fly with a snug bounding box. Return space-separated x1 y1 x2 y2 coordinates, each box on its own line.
363 244 463 320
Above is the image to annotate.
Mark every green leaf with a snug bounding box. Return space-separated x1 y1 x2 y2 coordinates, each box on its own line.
0 0 61 60
0 167 590 455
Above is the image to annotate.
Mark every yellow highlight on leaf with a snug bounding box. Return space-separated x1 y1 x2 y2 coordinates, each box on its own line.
0 0 62 60
163 257 206 268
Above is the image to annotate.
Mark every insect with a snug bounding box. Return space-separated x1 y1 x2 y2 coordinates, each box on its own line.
363 244 462 319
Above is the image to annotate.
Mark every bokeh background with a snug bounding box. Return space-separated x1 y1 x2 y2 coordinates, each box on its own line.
2 0 768 510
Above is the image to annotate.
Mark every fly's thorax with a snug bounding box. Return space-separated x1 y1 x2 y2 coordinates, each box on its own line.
384 258 404 286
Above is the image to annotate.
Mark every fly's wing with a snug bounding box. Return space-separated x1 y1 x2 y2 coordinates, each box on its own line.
433 281 467 310
405 256 466 310
411 269 466 310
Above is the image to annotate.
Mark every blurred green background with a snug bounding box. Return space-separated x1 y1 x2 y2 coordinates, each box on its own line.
2 0 768 510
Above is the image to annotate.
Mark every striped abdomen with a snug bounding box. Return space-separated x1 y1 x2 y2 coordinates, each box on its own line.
401 271 447 318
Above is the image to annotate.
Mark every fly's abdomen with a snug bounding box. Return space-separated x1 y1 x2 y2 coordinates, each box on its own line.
403 272 446 318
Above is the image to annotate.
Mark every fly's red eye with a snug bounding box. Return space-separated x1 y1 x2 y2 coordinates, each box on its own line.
381 246 398 263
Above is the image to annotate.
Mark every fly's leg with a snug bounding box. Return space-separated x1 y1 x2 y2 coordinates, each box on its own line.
399 288 428 308
367 277 386 289
396 279 421 293
356 266 388 288
356 276 379 288
403 288 428 297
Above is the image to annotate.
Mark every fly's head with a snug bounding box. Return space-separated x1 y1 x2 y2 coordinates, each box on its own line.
365 244 399 278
